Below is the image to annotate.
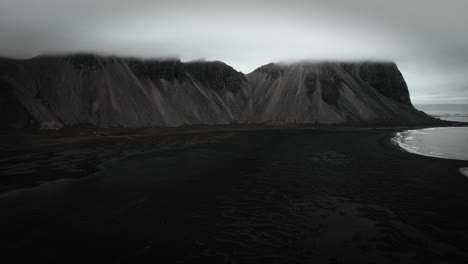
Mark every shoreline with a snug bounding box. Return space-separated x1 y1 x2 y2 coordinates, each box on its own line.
1 120 467 153
1 126 467 195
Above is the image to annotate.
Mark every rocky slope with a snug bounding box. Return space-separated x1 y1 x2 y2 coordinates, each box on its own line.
0 55 433 129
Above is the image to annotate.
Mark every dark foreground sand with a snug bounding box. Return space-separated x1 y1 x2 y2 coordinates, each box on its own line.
1 129 468 263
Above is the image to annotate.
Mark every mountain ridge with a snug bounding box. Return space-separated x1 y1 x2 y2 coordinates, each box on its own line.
0 54 434 129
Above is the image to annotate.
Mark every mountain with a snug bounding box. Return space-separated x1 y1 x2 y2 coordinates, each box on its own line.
0 54 434 129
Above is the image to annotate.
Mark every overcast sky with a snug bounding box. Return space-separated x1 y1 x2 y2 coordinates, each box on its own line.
1 0 467 104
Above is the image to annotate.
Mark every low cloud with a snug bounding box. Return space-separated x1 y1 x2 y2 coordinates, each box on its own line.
1 0 467 104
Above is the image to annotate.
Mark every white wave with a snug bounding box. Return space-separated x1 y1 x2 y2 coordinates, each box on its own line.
460 168 468 177
392 127 468 161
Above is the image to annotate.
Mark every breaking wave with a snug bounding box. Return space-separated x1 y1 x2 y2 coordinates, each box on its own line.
392 127 468 161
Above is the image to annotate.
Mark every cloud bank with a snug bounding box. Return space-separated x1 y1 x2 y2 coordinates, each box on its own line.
1 0 467 104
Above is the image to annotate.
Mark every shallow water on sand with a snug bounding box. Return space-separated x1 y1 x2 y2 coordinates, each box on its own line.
392 127 468 161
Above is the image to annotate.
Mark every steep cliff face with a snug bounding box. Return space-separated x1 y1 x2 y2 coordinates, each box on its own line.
355 62 412 106
0 55 433 129
0 55 248 129
246 62 428 124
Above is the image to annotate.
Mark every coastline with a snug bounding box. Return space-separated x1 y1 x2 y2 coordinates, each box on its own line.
1 119 466 152
1 122 467 194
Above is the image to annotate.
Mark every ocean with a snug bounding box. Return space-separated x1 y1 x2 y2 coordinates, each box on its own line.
393 104 468 165
392 127 468 161
415 104 468 123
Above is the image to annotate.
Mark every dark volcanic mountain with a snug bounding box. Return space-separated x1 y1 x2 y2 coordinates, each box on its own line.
0 55 433 129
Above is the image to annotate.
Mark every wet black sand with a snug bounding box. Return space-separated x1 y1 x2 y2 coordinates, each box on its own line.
1 129 468 263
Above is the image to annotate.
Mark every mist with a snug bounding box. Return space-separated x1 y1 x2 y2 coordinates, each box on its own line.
1 0 467 104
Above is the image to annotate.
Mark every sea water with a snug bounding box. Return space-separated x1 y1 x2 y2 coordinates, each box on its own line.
392 127 468 161
415 104 468 123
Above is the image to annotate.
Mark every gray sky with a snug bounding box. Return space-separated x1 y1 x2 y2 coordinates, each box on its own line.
1 0 468 104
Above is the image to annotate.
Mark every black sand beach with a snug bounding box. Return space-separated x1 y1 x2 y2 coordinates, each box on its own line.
1 128 468 263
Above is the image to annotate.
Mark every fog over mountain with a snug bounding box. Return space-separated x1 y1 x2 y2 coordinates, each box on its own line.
1 0 467 104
